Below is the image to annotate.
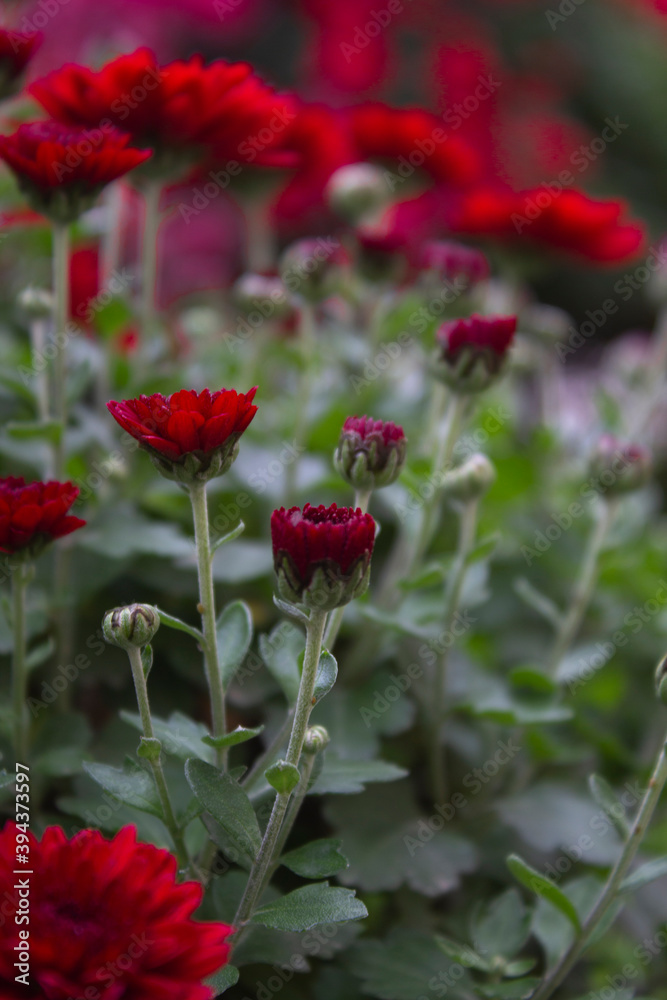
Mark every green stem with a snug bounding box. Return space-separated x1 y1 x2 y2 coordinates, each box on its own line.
232 608 327 940
323 488 372 650
127 646 189 870
140 180 162 337
52 221 70 481
189 480 227 769
11 563 30 763
284 303 316 504
530 729 667 1000
242 710 294 793
546 498 618 678
430 499 479 803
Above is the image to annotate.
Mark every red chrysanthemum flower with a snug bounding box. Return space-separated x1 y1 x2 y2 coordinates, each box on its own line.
30 47 297 178
271 502 376 610
434 314 517 393
335 416 407 491
107 387 258 483
0 121 151 222
0 823 231 1000
0 28 41 97
0 477 85 556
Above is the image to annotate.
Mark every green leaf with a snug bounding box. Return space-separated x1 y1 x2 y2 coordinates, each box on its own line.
281 838 348 878
504 959 537 977
619 856 667 894
121 710 213 763
472 889 531 960
211 520 245 554
312 648 338 705
204 964 239 993
217 600 253 688
266 759 301 793
310 757 408 795
185 758 261 864
589 774 631 839
466 532 501 565
436 935 491 971
25 638 55 672
141 643 153 679
514 577 562 627
260 624 304 704
251 882 367 932
506 854 581 931
156 607 202 643
475 977 541 999
202 725 263 750
82 761 162 818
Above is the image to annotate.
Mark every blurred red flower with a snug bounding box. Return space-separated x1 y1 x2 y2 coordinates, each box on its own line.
0 823 231 999
0 477 85 555
0 122 151 222
0 28 41 96
30 47 297 175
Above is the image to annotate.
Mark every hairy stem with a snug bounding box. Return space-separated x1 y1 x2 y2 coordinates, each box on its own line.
430 498 479 803
232 608 327 939
127 645 189 870
546 498 618 678
189 480 227 768
530 730 667 1000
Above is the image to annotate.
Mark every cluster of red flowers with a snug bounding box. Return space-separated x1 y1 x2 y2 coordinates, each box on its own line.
0 823 231 999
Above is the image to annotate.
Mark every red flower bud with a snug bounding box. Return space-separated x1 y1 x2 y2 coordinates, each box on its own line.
434 313 517 393
419 240 489 287
0 122 151 223
107 387 257 484
334 416 407 490
589 436 652 495
0 29 41 99
0 477 85 557
271 503 375 610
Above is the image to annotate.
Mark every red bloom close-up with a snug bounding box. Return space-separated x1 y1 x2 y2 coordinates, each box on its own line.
419 240 489 286
0 28 41 96
0 477 85 555
107 387 257 482
0 122 151 222
0 823 232 1000
30 47 297 175
271 502 376 609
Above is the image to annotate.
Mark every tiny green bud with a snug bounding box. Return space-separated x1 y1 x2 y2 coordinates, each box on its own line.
103 603 160 650
325 163 388 223
265 759 301 794
303 725 330 755
137 736 162 761
18 286 53 318
655 654 667 706
441 453 496 502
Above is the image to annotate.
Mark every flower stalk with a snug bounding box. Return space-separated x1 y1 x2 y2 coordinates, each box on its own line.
546 498 618 677
530 729 667 1000
189 479 227 768
232 608 328 939
126 644 189 871
284 302 316 503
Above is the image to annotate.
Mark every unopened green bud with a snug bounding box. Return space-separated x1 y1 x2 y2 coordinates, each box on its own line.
325 163 388 223
279 237 343 303
441 453 496 502
588 436 652 496
232 272 291 319
303 725 330 755
103 603 160 650
18 286 53 319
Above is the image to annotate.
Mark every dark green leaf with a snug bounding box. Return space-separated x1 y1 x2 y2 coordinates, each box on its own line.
251 882 367 931
217 600 253 688
507 854 581 931
82 761 162 818
281 838 348 878
185 758 261 864
202 725 264 750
